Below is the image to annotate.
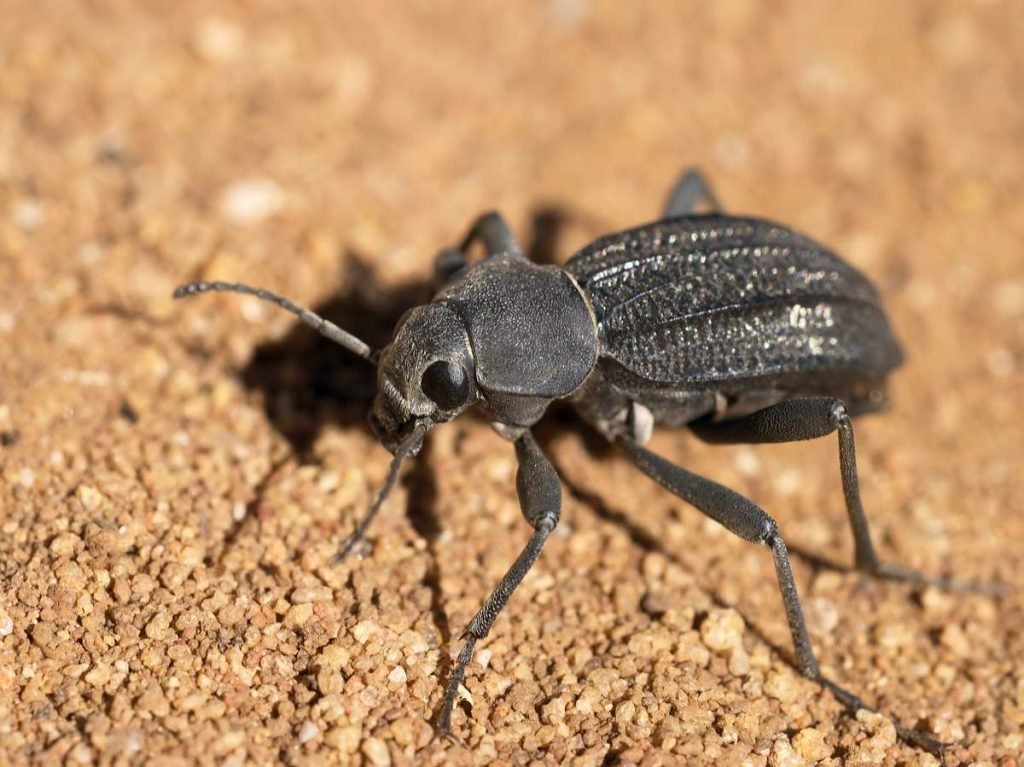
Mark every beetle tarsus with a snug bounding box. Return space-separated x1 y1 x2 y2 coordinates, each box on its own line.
818 677 949 764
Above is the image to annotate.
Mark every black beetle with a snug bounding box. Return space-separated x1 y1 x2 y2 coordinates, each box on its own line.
175 169 985 759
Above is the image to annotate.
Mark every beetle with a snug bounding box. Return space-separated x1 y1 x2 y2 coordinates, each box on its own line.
175 169 974 759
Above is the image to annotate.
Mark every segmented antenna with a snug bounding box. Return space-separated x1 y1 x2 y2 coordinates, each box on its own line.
173 281 378 364
333 422 428 563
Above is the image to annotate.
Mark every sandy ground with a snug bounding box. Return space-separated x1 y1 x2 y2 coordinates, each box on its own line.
1 1 1022 765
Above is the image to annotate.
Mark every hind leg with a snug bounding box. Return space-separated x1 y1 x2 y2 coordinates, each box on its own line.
615 433 947 759
690 396 998 592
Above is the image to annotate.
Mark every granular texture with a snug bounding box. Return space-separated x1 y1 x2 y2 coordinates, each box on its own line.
1 2 1022 766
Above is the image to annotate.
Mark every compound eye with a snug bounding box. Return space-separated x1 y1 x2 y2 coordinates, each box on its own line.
421 360 471 411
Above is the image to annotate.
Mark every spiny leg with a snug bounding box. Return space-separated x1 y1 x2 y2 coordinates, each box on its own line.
663 167 722 217
434 211 524 284
616 434 947 760
689 397 999 593
436 430 561 734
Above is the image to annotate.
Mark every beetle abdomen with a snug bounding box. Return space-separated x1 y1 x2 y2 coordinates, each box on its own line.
566 215 903 387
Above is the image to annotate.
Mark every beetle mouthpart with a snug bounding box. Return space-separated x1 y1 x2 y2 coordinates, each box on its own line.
172 280 379 365
399 420 429 457
333 422 429 563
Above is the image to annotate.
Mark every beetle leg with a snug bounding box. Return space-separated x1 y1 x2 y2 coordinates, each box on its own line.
616 434 947 761
663 167 722 217
436 430 561 734
688 397 999 593
433 247 469 285
458 210 525 258
434 211 525 285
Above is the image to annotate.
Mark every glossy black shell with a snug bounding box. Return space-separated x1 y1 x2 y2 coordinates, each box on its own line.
566 215 903 396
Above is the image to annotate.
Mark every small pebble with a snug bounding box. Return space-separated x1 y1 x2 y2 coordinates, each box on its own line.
700 608 745 653
733 447 761 478
11 199 44 230
298 720 319 744
792 727 831 761
361 737 391 767
387 665 407 685
145 612 172 641
75 484 106 511
194 18 245 62
219 178 285 224
284 603 314 628
767 736 803 767
763 670 798 702
49 533 80 557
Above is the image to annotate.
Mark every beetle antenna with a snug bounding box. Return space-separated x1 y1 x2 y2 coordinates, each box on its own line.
333 422 428 563
173 281 379 365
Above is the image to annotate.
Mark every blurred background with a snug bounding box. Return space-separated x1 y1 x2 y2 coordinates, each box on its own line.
1 2 1021 765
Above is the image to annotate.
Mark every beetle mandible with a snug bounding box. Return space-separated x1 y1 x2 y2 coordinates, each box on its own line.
175 169 978 759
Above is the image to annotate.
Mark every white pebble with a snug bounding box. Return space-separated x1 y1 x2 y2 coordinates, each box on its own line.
986 348 1015 378
194 18 245 62
387 665 407 685
548 0 590 27
476 648 492 670
298 720 319 743
774 469 804 496
993 282 1023 316
220 178 284 224
0 615 13 636
11 199 44 231
232 501 247 522
714 133 751 170
733 447 761 478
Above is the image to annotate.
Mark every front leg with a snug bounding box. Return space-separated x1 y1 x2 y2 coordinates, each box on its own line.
436 429 561 733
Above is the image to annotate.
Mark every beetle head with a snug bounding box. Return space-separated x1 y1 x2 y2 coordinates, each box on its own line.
370 302 477 453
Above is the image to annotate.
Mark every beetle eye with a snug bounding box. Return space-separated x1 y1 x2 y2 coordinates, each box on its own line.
421 360 471 410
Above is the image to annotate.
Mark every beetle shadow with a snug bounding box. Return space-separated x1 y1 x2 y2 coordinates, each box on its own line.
240 254 429 458
238 257 452 635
